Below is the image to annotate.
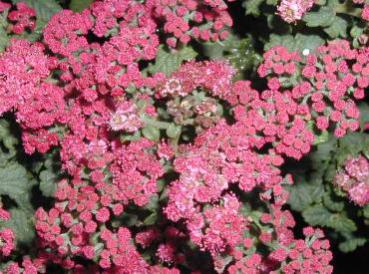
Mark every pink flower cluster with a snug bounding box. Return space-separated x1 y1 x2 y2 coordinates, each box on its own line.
0 1 36 34
277 0 315 23
148 0 235 47
157 60 235 130
335 155 369 206
230 80 315 159
0 207 14 258
229 225 332 273
158 60 236 98
0 228 15 257
8 2 36 34
258 40 364 142
0 0 343 272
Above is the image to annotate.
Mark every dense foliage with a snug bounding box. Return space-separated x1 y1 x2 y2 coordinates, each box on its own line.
0 0 368 273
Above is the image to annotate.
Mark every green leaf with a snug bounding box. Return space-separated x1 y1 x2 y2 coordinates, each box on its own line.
143 212 158 225
4 208 35 245
148 45 197 76
203 35 261 76
336 133 369 165
0 119 18 165
293 34 325 52
288 181 324 211
350 25 364 38
70 0 94 12
359 102 369 130
266 0 278 5
226 38 261 73
39 169 57 197
265 34 324 53
339 237 367 253
362 204 369 219
310 137 336 168
142 125 160 142
118 213 138 227
328 214 357 233
303 7 336 27
243 0 264 16
323 191 344 212
0 11 9 52
144 195 159 211
12 0 62 31
0 161 36 247
166 124 181 139
0 162 35 212
313 130 329 145
302 204 331 226
324 17 348 38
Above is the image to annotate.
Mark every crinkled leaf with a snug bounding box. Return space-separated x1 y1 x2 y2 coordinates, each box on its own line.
4 208 35 246
243 0 265 16
362 204 369 219
359 102 369 130
265 34 324 53
117 213 138 227
0 162 35 212
142 125 160 142
143 212 158 225
166 124 181 139
303 7 335 27
39 169 57 197
323 191 345 212
70 0 94 12
226 38 261 73
144 194 159 211
302 204 331 226
310 137 336 168
328 214 357 233
203 35 261 73
293 34 325 52
288 181 324 212
266 0 278 5
324 17 348 38
0 119 18 165
0 11 9 52
336 133 369 165
313 130 330 146
339 237 367 253
350 25 365 38
148 45 197 76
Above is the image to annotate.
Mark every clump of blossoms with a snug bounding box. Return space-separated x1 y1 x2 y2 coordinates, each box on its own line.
8 2 36 34
148 0 235 47
2 256 46 274
0 206 14 258
256 40 364 151
334 155 369 206
277 0 315 23
157 60 236 131
229 79 316 159
3 0 369 272
0 1 36 36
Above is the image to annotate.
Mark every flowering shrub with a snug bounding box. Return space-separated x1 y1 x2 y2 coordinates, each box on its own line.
0 0 368 273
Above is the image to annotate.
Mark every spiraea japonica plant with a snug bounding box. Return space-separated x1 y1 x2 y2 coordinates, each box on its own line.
0 0 369 273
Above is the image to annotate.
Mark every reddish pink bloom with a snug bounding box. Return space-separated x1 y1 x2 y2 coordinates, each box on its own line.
277 0 315 23
335 155 369 206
